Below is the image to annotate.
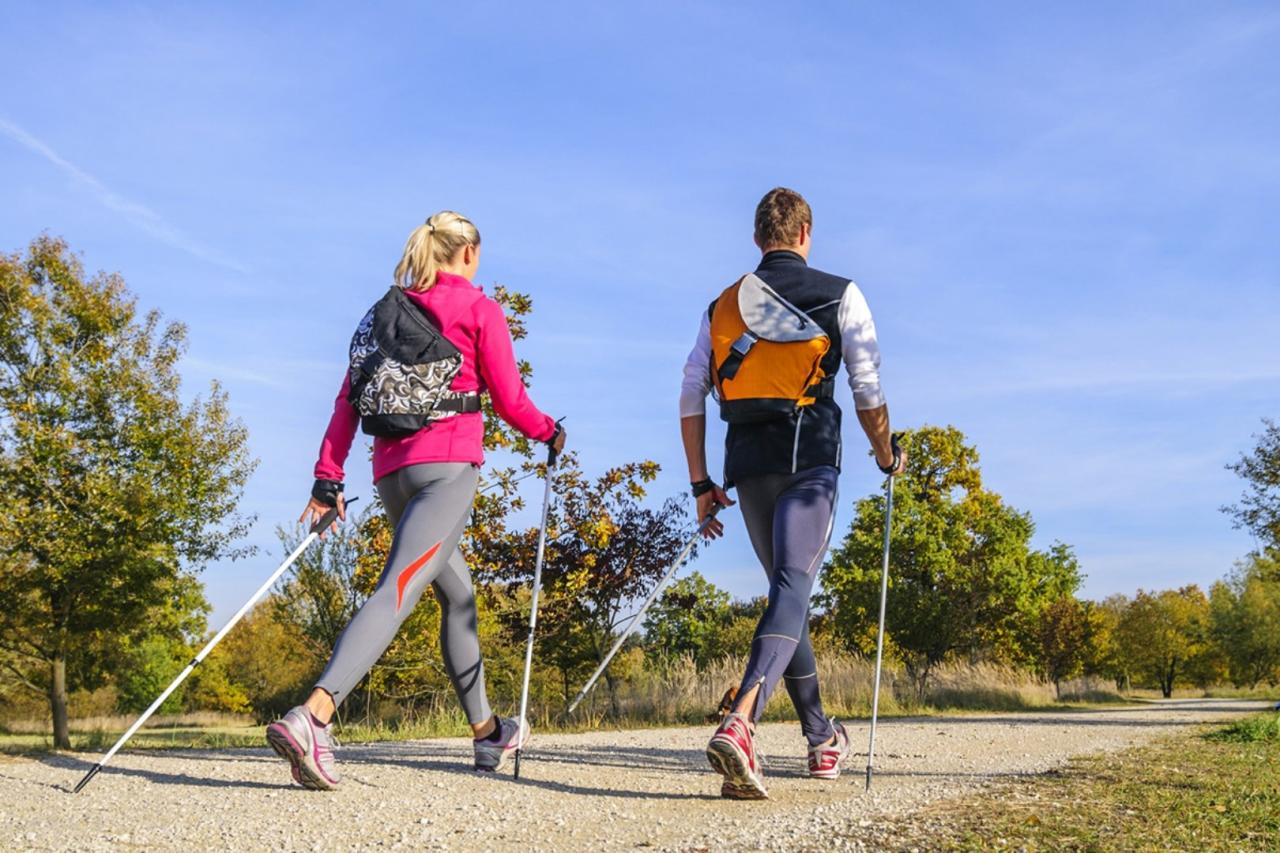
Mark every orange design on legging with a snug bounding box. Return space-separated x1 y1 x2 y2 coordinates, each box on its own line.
396 541 443 611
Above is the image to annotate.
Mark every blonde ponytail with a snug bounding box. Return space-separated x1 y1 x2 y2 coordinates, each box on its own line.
393 211 481 291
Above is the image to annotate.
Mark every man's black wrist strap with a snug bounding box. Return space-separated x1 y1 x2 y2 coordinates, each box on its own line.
691 478 716 498
312 478 343 508
877 434 903 475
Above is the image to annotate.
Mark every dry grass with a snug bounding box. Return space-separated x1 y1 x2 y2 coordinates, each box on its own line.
546 655 1123 730
0 711 254 736
1 657 1129 753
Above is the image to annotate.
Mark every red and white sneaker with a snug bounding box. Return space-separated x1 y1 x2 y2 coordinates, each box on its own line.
706 712 768 800
808 719 850 780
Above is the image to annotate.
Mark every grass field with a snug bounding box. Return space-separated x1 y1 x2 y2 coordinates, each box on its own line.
908 712 1280 850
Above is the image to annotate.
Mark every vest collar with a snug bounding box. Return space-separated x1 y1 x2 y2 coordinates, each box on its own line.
757 250 807 270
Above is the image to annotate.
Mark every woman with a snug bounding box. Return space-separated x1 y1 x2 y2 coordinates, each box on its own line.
266 210 566 790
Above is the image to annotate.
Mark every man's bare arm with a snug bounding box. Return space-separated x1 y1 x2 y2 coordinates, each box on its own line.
680 414 733 537
681 414 710 482
857 404 905 474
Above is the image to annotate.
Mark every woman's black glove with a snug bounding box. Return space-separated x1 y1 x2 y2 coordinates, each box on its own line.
311 478 344 508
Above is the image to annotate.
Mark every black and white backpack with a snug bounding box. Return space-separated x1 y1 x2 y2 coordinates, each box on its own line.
347 286 481 437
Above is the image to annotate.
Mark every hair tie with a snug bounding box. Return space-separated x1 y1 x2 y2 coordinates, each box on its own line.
425 221 436 233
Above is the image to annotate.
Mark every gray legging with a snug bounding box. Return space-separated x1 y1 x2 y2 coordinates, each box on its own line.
735 464 839 746
315 462 492 724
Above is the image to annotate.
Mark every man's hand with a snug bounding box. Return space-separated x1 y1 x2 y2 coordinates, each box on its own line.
697 485 734 539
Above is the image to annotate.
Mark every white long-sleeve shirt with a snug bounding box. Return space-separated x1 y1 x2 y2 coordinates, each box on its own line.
679 279 885 418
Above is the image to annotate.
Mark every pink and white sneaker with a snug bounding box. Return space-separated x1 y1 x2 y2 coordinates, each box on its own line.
473 716 529 772
266 706 340 791
808 719 850 780
706 712 768 800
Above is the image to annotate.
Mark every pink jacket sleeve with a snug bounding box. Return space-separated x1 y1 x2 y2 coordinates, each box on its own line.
475 298 556 442
314 372 359 481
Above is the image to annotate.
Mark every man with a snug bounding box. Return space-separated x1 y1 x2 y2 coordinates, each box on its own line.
678 187 906 799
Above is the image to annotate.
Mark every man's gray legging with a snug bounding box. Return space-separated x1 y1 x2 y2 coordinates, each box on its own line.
315 462 492 724
735 464 839 746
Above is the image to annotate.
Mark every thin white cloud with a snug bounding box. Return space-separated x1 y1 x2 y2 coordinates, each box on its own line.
183 355 336 390
0 116 249 275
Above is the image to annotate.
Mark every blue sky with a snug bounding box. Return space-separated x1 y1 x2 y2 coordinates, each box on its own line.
3 2 1277 623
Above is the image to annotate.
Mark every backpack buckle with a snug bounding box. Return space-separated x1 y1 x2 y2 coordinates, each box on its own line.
730 332 757 357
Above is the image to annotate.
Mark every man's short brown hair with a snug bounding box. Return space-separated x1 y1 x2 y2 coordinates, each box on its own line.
754 187 812 248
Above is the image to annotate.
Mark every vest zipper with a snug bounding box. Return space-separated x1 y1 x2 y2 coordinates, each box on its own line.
792 408 804 473
762 284 810 328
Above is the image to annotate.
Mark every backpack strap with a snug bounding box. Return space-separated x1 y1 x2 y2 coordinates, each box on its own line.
717 331 757 381
804 376 836 399
434 392 483 414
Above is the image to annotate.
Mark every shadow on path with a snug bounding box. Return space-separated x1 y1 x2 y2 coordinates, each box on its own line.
33 752 292 794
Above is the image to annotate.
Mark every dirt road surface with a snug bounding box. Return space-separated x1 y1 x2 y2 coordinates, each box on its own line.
1 699 1269 851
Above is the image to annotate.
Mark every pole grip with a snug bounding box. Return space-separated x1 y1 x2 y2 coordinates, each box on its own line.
547 417 566 468
310 496 359 535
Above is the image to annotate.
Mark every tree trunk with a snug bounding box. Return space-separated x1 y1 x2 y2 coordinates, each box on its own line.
1054 678 1061 700
604 670 621 718
1161 662 1175 699
50 655 70 750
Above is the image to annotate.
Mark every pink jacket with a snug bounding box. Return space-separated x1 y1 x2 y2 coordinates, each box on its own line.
314 272 556 483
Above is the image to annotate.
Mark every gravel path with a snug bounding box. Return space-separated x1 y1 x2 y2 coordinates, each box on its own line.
1 698 1268 851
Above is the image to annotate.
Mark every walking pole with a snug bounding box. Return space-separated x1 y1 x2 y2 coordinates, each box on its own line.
514 423 562 779
865 475 894 791
566 505 722 715
72 498 358 794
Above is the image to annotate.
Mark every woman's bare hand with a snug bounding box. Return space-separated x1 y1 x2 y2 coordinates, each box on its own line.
299 494 346 538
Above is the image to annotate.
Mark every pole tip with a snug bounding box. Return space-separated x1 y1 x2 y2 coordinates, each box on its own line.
73 764 102 794
864 766 873 792
514 750 522 779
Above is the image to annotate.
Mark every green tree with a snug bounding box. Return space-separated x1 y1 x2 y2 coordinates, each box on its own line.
1209 553 1280 689
1115 587 1211 697
478 455 691 717
1224 419 1280 549
821 425 1081 697
115 636 188 715
1035 596 1090 698
0 237 256 747
218 600 313 720
643 571 733 668
113 572 211 714
1088 594 1129 690
181 644 251 715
